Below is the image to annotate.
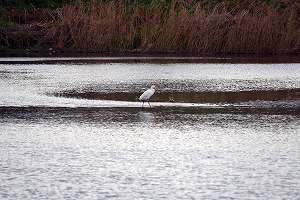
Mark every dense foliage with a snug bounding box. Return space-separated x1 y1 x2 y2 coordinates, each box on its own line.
0 0 300 53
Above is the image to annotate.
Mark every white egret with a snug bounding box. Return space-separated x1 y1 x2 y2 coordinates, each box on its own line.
139 85 155 107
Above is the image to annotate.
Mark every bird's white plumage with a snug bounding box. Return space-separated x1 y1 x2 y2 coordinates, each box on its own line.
139 85 155 107
139 86 155 101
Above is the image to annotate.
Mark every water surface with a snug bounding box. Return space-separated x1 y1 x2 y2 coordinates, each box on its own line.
0 55 300 199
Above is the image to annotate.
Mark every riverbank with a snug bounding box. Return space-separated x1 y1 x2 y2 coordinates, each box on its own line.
1 0 300 54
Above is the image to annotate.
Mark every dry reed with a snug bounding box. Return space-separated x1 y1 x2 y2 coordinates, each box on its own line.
45 0 300 53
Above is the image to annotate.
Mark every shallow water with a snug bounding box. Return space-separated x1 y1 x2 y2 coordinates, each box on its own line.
1 55 300 107
0 55 300 199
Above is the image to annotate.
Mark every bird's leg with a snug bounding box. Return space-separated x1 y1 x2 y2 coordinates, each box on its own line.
142 101 144 108
148 100 151 108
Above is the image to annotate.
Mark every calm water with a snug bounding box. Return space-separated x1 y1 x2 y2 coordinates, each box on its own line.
0 55 300 199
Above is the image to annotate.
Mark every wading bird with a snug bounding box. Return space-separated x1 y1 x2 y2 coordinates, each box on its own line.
139 85 155 108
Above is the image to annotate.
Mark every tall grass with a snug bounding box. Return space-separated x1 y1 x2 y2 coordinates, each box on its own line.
46 0 300 53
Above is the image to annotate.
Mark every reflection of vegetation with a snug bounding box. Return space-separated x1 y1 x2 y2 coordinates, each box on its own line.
0 0 300 53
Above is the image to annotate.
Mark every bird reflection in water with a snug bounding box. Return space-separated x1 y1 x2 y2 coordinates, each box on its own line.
138 111 155 123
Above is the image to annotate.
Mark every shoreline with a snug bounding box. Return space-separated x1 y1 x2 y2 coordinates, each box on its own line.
1 51 300 64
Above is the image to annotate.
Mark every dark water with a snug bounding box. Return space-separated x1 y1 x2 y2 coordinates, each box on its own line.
58 89 300 104
0 55 300 199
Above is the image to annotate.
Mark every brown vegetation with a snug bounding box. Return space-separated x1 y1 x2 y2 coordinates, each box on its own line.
0 24 46 50
45 0 300 53
2 0 300 53
0 8 54 51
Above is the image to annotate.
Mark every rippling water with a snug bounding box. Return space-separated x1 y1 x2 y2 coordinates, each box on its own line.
0 55 300 199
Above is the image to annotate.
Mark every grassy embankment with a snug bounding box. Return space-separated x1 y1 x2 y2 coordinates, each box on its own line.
1 0 300 54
